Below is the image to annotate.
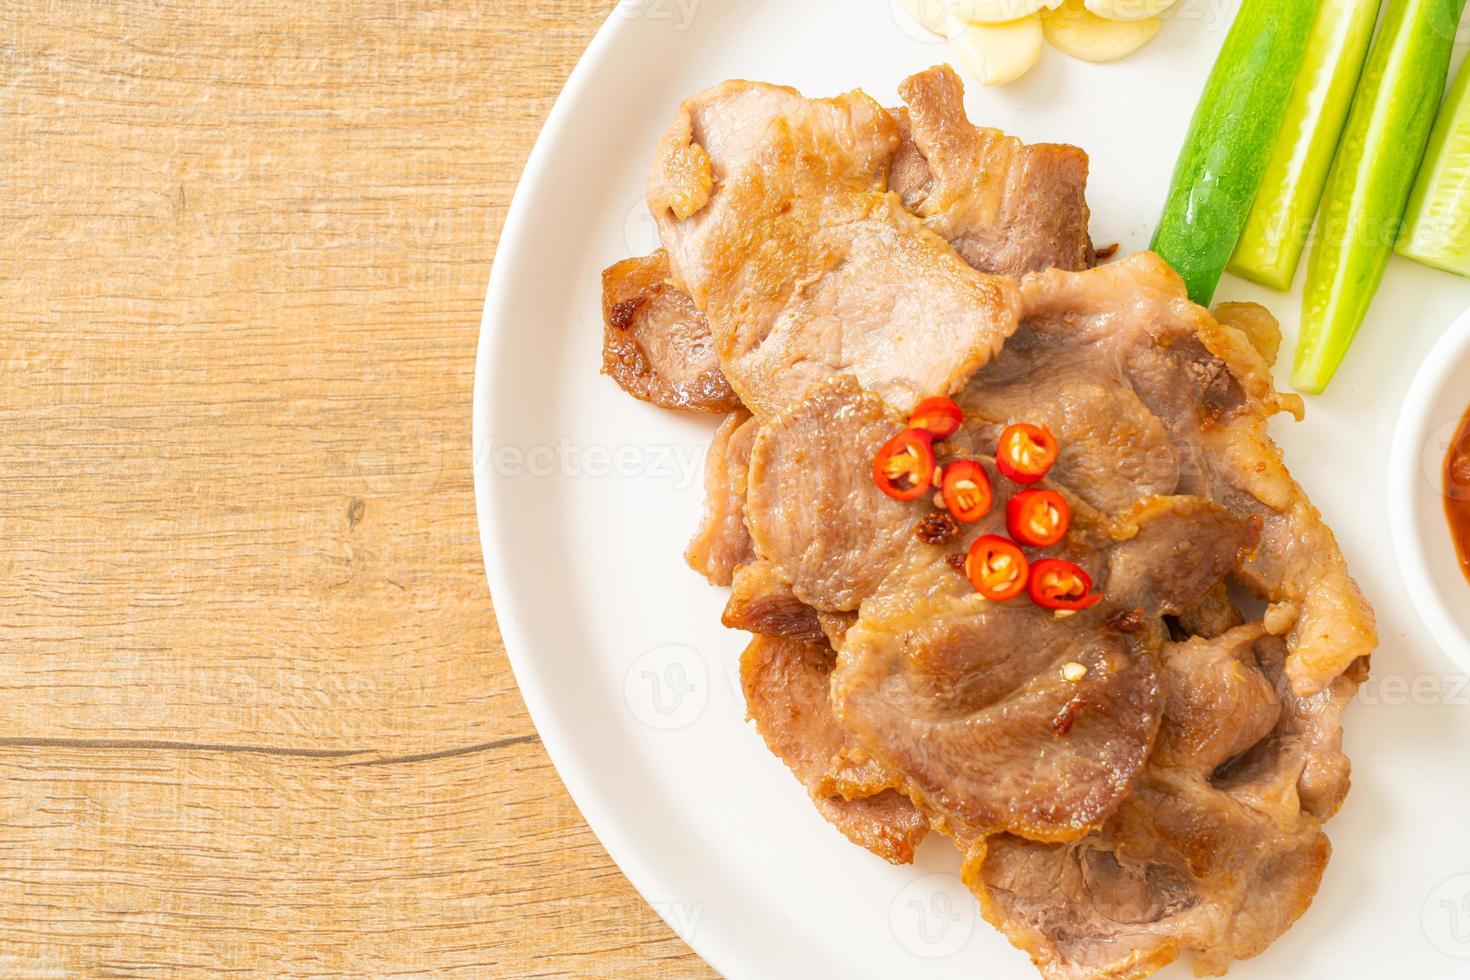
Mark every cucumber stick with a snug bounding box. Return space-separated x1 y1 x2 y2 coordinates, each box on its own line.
1295 0 1468 394
1151 0 1320 306
1398 57 1470 276
1228 0 1381 291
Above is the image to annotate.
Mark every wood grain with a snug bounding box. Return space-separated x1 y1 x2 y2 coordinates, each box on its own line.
0 1 714 974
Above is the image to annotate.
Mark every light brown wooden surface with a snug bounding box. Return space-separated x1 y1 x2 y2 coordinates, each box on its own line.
0 1 715 975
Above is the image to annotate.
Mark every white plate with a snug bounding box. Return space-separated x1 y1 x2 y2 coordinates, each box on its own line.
473 2 1470 976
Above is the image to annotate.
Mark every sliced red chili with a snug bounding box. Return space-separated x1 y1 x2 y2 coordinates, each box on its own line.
873 428 936 502
996 423 1059 485
1006 489 1071 547
941 459 993 523
909 396 964 440
1028 559 1103 612
965 535 1029 602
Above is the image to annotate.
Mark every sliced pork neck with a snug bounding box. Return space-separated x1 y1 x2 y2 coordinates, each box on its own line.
605 65 1376 980
601 250 740 413
606 65 1096 421
892 65 1094 275
744 377 1256 844
741 635 928 864
835 492 1255 846
745 377 916 611
685 409 756 586
962 253 1375 694
647 76 1021 420
722 560 825 646
970 624 1363 979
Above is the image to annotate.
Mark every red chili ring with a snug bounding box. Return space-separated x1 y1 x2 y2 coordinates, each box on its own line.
873 428 937 502
1028 559 1102 612
941 459 993 523
966 535 1030 602
909 396 964 441
1006 489 1071 547
996 423 1059 485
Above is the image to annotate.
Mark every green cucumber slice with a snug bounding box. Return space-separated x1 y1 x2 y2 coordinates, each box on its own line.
1397 57 1470 276
1150 0 1320 306
1228 0 1381 291
1294 0 1468 394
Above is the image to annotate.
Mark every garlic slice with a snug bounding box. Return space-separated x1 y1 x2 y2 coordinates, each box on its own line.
947 14 1045 86
1042 0 1160 63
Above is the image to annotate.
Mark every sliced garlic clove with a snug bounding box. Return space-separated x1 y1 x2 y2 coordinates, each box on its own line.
947 14 1045 86
1042 0 1160 63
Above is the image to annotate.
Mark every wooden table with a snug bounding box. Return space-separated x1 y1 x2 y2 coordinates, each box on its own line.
0 2 713 974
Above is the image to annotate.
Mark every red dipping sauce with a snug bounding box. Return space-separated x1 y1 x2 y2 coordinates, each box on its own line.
1447 408 1470 585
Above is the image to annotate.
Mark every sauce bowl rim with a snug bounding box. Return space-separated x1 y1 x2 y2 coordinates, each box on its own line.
1389 303 1470 675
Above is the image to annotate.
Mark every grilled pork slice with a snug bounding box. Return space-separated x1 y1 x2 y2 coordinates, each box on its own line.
1176 581 1245 640
740 635 928 864
1214 300 1284 367
962 252 1375 693
684 409 756 586
744 377 1256 843
969 624 1362 979
817 610 858 650
893 66 1094 275
745 377 916 611
649 78 1021 421
601 250 739 413
722 561 825 645
835 494 1255 845
607 65 1094 419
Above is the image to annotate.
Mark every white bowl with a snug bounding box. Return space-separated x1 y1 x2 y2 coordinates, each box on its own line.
1389 305 1470 673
